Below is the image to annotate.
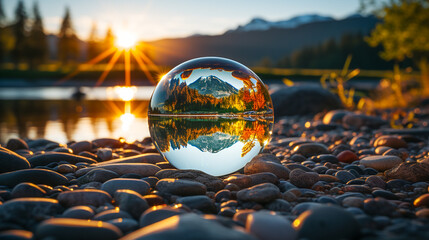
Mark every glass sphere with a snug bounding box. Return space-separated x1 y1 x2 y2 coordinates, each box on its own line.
148 57 274 176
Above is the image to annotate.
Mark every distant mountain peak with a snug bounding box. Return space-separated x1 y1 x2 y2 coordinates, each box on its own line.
188 75 238 98
230 14 335 32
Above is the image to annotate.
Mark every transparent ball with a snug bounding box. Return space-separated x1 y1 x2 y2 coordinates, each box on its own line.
148 57 274 176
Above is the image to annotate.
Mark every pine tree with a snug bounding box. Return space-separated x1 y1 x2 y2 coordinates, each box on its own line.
87 22 99 60
27 2 47 68
58 7 79 64
11 0 27 67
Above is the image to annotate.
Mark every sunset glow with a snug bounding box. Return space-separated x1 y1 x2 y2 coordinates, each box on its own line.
115 30 138 49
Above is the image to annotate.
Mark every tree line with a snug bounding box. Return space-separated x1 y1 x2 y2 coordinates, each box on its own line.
0 0 114 69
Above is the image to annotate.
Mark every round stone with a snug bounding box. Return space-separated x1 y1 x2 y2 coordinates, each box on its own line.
289 169 319 188
360 155 403 171
57 189 112 207
246 212 297 240
148 57 274 176
156 178 207 196
374 136 407 149
62 206 95 219
236 183 280 203
101 178 150 196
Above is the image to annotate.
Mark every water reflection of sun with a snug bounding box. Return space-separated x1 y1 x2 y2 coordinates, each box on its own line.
57 30 162 142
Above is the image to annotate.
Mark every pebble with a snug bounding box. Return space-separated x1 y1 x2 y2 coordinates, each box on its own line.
360 155 403 171
385 162 429 182
237 183 281 203
76 163 161 177
94 209 133 221
35 218 122 240
101 178 150 196
372 189 399 200
0 230 33 239
114 189 149 219
342 196 364 208
246 212 297 240
0 169 69 187
139 206 184 227
107 218 139 234
292 143 329 157
69 141 93 154
96 148 113 161
289 169 319 188
413 193 429 207
265 199 292 212
57 189 112 207
155 169 225 192
6 138 29 151
0 147 31 173
364 198 397 216
125 213 257 240
176 195 216 213
335 170 356 183
28 152 96 167
0 198 63 229
223 175 252 189
11 182 46 198
337 150 358 163
293 205 359 240
244 159 290 180
415 208 429 218
374 136 407 149
365 175 386 189
156 178 207 196
61 206 95 219
77 168 119 184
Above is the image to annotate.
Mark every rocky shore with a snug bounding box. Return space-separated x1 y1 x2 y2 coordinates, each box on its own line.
1 109 429 239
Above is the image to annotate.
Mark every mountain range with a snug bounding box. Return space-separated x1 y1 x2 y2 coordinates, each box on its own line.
188 132 239 153
188 75 238 98
147 14 379 66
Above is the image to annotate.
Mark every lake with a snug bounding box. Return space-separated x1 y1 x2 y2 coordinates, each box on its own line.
0 86 154 144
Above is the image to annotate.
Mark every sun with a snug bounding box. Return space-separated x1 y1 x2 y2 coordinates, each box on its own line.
115 30 137 49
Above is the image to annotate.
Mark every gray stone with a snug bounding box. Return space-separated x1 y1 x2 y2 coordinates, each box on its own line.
107 218 139 234
6 138 29 151
246 212 297 240
70 141 93 154
75 163 161 178
35 218 122 240
292 143 329 157
58 189 112 207
125 213 257 240
101 178 150 196
342 113 386 129
0 198 63 229
293 205 359 240
77 169 119 184
335 170 356 183
0 147 31 173
0 169 68 187
11 182 46 198
114 189 149 219
139 206 184 228
156 178 207 196
176 195 215 213
62 206 95 219
289 169 319 188
155 169 224 192
94 209 133 221
244 159 289 180
237 183 280 203
28 152 96 167
385 162 429 182
270 85 342 117
360 155 403 171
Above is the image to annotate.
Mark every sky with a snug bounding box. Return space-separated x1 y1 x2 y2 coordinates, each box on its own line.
3 0 361 41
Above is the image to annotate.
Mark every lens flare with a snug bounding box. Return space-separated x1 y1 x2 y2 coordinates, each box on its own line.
115 30 137 49
114 86 137 101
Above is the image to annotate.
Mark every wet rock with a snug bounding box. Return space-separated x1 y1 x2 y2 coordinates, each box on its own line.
114 189 149 219
57 164 76 174
156 178 207 196
94 209 133 221
176 195 215 213
293 205 359 240
292 143 329 157
0 198 63 229
107 218 139 234
385 162 429 182
69 141 93 154
223 175 252 189
289 169 319 188
244 159 289 180
62 206 95 219
77 169 119 184
139 206 184 228
101 178 150 196
237 183 281 203
249 172 278 185
11 182 46 198
155 169 224 192
270 85 342 117
0 147 31 173
58 189 112 207
360 155 403 171
374 136 407 149
28 152 96 167
0 169 68 187
246 212 297 240
6 138 29 151
76 163 161 178
126 213 256 240
35 218 122 240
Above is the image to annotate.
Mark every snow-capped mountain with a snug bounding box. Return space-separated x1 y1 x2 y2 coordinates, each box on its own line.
232 14 334 32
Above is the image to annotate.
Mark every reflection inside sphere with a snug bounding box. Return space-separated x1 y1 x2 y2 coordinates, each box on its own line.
148 57 274 176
